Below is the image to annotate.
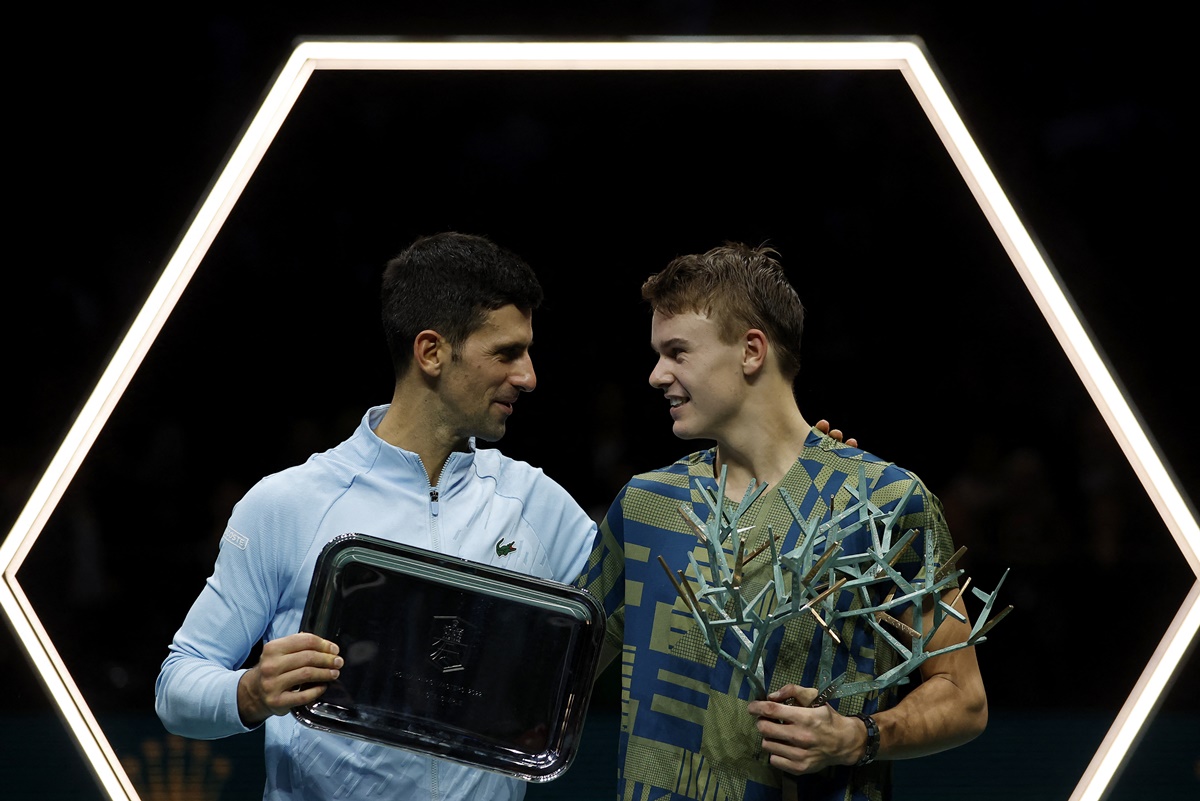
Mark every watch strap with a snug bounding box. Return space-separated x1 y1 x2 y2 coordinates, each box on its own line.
853 712 880 767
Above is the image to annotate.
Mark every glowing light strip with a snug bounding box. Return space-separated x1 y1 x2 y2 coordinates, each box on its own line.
0 579 136 799
0 51 317 578
295 38 912 71
1069 581 1200 801
894 52 1198 575
2 38 1194 801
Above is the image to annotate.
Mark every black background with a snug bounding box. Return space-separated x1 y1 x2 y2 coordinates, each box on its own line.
4 3 1196 800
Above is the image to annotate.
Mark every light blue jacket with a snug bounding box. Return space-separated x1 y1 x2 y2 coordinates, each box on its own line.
155 405 598 800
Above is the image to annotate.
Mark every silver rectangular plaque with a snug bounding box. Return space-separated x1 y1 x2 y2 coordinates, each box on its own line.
294 532 606 782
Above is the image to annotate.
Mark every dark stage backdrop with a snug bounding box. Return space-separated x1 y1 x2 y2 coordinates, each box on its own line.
5 4 1196 800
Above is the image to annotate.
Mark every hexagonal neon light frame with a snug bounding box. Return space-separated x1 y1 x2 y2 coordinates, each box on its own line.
2 38 1197 801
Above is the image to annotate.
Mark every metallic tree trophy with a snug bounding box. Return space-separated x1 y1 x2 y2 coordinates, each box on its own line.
657 464 1010 799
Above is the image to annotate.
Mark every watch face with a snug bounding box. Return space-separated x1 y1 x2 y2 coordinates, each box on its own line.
293 533 607 782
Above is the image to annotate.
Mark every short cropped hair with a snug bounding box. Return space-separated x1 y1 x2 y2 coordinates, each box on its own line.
381 231 543 376
641 242 805 379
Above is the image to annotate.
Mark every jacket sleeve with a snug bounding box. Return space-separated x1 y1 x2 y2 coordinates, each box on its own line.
153 478 296 739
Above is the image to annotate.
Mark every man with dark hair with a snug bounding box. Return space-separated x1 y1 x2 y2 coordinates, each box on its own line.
579 242 987 801
155 231 598 800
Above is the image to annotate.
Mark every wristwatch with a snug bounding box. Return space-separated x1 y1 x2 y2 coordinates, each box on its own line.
853 713 880 767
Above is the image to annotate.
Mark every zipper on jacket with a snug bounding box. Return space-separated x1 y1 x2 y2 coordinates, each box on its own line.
429 486 442 552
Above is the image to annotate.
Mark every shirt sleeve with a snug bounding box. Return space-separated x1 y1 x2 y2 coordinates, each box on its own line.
576 485 628 651
885 474 959 617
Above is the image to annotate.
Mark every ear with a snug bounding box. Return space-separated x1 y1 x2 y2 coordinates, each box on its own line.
742 328 768 375
413 330 448 377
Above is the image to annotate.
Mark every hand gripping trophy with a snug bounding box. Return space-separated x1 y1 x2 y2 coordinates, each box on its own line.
657 464 1011 800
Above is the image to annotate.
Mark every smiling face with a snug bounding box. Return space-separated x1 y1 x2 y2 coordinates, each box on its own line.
648 310 748 442
438 303 537 444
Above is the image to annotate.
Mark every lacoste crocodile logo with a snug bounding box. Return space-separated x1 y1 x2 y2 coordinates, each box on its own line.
495 537 517 557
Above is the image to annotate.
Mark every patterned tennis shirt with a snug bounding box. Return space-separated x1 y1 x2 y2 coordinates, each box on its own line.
578 427 957 801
